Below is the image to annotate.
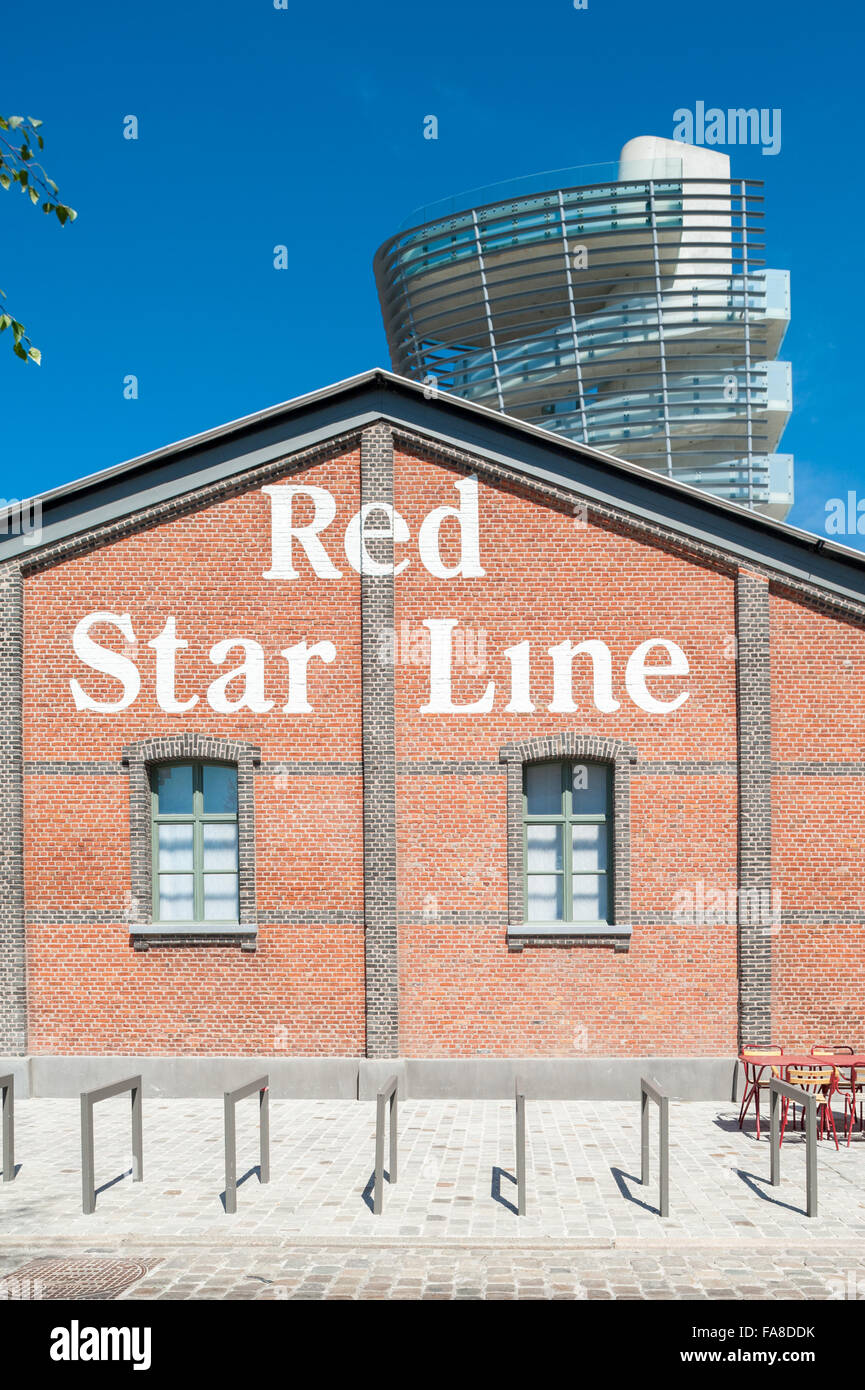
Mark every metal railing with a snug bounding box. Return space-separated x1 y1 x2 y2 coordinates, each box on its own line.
514 1078 527 1216
373 1074 398 1215
80 1075 143 1215
0 1074 14 1182
224 1076 270 1214
640 1076 670 1217
768 1078 818 1217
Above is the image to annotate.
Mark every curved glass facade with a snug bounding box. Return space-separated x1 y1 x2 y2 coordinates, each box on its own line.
374 153 793 518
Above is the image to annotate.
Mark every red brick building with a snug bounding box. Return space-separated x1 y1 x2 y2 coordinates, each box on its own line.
1 371 862 1096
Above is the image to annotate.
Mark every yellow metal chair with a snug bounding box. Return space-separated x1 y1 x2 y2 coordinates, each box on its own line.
782 1066 839 1150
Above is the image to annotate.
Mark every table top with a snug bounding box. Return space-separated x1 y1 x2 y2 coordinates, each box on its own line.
741 1052 865 1068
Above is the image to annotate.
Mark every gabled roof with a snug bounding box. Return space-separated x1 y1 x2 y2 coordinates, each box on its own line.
3 366 864 609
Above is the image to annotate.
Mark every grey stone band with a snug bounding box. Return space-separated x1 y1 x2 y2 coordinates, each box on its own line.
27 909 364 925
360 424 399 1057
772 761 865 776
631 760 738 776
256 760 363 776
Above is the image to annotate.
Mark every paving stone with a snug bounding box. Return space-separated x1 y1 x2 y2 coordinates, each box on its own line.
2 1097 865 1298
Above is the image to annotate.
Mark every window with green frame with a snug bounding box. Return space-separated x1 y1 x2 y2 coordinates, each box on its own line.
523 760 612 925
150 761 239 924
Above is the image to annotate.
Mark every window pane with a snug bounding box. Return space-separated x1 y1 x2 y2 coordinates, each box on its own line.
155 764 193 815
527 875 563 922
525 762 562 816
572 874 608 923
571 822 607 873
526 823 562 873
158 823 194 872
571 762 609 814
203 873 238 921
203 764 237 814
159 874 194 921
203 822 238 870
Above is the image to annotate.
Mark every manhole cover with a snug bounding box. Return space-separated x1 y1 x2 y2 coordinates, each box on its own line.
0 1257 153 1300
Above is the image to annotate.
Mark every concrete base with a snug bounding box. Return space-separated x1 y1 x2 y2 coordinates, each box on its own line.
0 1055 740 1101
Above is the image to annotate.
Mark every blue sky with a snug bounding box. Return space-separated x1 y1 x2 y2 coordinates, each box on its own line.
2 0 863 546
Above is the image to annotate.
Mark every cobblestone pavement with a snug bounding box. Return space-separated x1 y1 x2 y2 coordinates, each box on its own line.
1 1244 864 1301
2 1098 865 1298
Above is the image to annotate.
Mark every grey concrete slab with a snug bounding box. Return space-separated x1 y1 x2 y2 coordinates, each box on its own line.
17 1054 740 1101
27 1056 359 1099
0 1057 32 1097
405 1057 739 1100
357 1060 408 1101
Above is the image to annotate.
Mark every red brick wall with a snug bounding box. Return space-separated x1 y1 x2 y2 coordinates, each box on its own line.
392 450 740 1056
770 588 865 1049
23 449 365 1055
20 441 861 1059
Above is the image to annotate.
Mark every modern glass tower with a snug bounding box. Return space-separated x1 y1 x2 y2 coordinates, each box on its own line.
374 135 793 518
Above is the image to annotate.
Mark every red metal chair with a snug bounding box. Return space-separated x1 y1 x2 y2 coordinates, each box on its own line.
739 1045 783 1140
811 1046 854 1134
781 1066 839 1150
844 1067 865 1145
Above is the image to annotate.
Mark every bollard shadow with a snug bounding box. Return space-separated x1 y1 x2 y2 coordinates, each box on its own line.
94 1166 133 1199
610 1165 662 1216
3 1162 23 1180
219 1164 262 1212
735 1168 807 1216
491 1165 518 1215
361 1168 391 1213
713 1112 771 1141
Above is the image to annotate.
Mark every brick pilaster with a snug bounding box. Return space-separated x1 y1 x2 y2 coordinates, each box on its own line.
360 424 399 1057
736 570 773 1046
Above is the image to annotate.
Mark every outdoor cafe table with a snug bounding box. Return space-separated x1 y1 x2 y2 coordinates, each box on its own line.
738 1053 865 1140
740 1053 865 1069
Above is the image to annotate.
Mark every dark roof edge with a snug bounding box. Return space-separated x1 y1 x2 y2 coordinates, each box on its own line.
2 368 863 607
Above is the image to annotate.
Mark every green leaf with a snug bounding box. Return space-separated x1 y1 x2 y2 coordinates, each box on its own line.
55 205 68 225
8 116 23 130
12 341 27 360
27 346 41 364
28 186 39 204
0 173 10 191
0 314 10 332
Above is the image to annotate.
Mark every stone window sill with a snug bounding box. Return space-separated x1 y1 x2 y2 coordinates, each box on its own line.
507 922 632 952
131 922 256 935
130 923 257 951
